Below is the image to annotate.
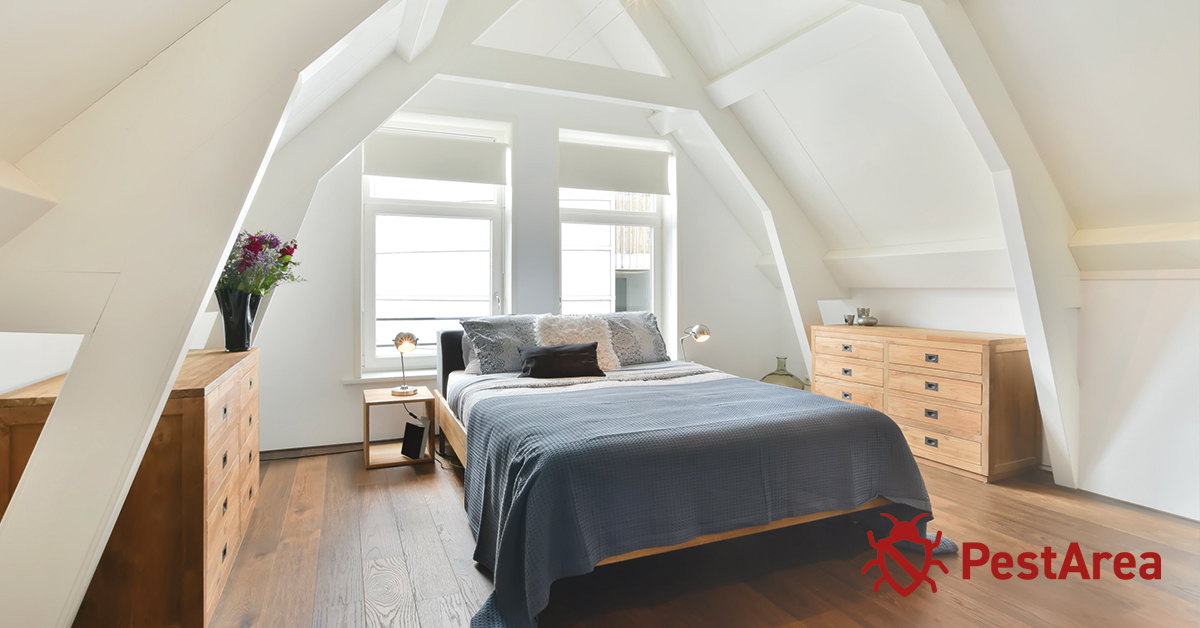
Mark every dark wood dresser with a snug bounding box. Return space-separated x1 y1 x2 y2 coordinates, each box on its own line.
0 348 261 627
810 325 1041 482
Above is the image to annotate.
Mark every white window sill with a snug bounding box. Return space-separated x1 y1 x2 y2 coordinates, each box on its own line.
343 368 438 386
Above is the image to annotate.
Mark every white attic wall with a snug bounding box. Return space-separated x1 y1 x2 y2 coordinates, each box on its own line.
0 0 393 624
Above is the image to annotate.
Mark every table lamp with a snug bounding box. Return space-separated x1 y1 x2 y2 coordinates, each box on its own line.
391 331 418 396
678 324 710 361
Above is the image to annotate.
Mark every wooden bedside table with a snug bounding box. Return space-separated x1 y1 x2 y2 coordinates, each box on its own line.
363 386 437 469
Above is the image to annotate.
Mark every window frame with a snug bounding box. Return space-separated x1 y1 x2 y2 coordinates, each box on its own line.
559 193 663 319
361 182 505 373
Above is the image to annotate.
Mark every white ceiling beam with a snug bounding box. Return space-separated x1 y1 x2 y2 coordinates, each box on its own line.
856 0 1083 487
0 0 394 624
622 1 846 375
823 238 1015 289
705 5 903 109
0 160 57 249
396 0 450 62
1069 221 1200 272
440 45 692 110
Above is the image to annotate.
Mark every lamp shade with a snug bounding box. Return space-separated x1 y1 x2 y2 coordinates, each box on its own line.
686 324 710 342
393 331 418 353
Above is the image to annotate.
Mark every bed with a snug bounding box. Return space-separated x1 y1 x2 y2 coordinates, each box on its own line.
431 328 932 628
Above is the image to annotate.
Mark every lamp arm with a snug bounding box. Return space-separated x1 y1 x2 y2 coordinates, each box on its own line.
678 335 689 362
401 351 407 388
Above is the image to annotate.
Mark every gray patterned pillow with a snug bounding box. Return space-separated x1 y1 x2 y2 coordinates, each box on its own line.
602 311 670 366
461 315 538 374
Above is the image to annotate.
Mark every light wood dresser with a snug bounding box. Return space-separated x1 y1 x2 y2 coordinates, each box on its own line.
0 348 260 627
810 325 1041 482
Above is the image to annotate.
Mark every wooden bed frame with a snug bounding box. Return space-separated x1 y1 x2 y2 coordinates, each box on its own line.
431 388 892 567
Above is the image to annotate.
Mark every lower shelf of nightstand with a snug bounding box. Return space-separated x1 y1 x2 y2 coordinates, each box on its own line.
365 441 433 469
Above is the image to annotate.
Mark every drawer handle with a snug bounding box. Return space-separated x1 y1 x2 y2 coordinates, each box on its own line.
841 392 852 401
924 409 939 419
222 404 228 420
249 486 254 499
221 543 227 563
841 368 852 376
925 381 939 392
248 414 253 426
221 452 227 469
841 344 852 352
248 450 253 464
924 437 939 448
249 378 254 390
222 497 228 515
925 353 939 363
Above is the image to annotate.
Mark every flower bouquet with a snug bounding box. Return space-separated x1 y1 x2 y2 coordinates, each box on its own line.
215 231 302 351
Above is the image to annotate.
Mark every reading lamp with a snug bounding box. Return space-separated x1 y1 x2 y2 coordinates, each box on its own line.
391 331 419 396
678 324 710 361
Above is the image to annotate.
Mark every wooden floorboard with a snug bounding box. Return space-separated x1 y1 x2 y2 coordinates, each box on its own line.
211 455 1199 628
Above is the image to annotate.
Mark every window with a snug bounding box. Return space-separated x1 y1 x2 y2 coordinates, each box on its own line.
363 176 503 371
560 188 661 316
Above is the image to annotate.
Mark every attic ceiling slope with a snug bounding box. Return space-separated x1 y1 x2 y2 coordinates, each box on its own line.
0 0 391 624
0 0 231 162
961 0 1200 230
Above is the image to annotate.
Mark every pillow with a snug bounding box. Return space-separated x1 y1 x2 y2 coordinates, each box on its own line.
518 343 605 379
461 315 539 374
461 332 481 375
536 314 621 371
602 311 670 366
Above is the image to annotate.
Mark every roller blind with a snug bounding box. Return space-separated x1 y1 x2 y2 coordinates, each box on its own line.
558 142 670 195
364 130 507 185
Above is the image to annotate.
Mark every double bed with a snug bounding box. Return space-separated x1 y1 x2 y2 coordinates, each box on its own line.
431 328 932 628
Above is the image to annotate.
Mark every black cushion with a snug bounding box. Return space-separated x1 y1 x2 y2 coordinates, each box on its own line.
518 343 605 379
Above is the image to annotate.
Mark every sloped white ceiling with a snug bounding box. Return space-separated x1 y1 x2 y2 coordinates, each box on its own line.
474 0 668 76
962 0 1200 230
662 0 1002 256
0 0 230 162
656 0 852 78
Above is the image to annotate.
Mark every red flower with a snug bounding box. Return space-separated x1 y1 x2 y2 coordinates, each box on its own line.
244 237 264 255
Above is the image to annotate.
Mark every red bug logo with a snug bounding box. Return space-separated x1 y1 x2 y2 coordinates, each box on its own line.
861 513 948 596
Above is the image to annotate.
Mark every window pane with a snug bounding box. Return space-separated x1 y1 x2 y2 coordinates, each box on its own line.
560 188 657 212
376 214 491 358
561 223 652 315
369 176 497 204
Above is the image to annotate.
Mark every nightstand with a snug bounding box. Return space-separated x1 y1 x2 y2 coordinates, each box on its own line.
362 386 437 469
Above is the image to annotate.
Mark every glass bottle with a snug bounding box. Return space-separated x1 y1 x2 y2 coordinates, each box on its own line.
760 357 809 390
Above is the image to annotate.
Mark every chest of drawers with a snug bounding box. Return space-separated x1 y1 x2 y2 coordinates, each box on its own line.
810 325 1041 482
0 349 260 627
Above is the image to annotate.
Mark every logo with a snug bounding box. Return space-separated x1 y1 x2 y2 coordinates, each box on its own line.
861 513 948 596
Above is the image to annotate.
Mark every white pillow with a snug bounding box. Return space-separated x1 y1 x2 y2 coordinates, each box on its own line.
535 314 621 371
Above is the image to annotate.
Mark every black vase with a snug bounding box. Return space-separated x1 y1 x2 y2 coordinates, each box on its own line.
215 288 262 352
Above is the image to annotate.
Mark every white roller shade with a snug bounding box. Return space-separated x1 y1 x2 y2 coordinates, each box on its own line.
558 142 670 195
364 130 507 185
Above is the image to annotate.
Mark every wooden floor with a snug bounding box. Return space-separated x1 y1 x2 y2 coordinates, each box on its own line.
211 452 1200 628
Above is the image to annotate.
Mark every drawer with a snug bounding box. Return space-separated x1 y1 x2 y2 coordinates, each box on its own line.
889 370 983 406
240 424 259 484
813 335 883 362
888 395 983 435
813 357 884 388
238 363 258 409
239 459 259 531
205 379 239 451
203 513 241 616
898 423 982 469
890 342 982 375
205 425 241 510
205 472 241 564
239 392 258 449
812 376 884 411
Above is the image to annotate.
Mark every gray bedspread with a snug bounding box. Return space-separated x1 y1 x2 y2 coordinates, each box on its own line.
454 363 931 628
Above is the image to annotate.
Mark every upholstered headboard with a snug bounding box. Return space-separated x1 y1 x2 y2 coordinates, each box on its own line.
436 329 466 397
